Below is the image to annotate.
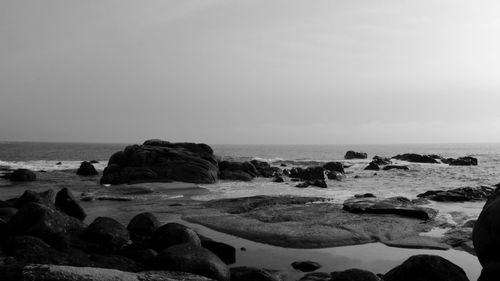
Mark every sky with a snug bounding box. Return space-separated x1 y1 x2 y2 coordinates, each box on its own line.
1 0 500 144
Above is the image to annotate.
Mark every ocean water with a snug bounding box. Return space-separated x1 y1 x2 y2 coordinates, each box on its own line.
0 141 497 279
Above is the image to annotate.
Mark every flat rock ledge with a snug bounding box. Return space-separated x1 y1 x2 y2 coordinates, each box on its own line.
183 196 443 249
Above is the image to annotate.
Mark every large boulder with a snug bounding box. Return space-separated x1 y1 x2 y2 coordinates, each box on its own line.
83 217 129 249
383 255 469 281
343 197 437 220
10 169 36 182
151 222 201 251
250 160 279 178
76 161 98 176
55 188 86 221
473 189 500 266
155 243 230 281
100 140 219 184
418 186 494 202
330 268 380 281
364 162 380 171
127 212 160 242
199 235 236 265
344 151 367 159
444 156 478 166
323 162 344 174
230 267 279 281
15 189 55 209
391 153 438 164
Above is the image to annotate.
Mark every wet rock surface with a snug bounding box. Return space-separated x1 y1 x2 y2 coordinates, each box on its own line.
418 186 494 202
343 196 437 220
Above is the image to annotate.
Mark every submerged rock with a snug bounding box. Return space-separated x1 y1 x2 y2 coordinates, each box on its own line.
77 161 98 176
100 140 218 184
391 153 439 164
417 186 494 202
10 169 36 182
343 197 437 220
344 151 368 159
383 255 469 281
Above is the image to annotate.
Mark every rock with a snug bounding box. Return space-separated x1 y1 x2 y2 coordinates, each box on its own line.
383 236 450 250
4 236 55 264
230 266 279 281
391 153 438 164
417 186 494 202
127 212 160 242
155 243 230 281
383 255 469 281
219 161 258 180
14 189 55 209
0 207 17 222
296 182 310 188
463 220 475 228
89 160 99 164
83 217 129 249
10 169 36 181
344 151 368 159
101 140 219 185
330 268 380 281
310 179 327 188
76 161 98 176
151 222 201 251
323 162 344 173
219 170 253 181
20 264 216 281
273 176 284 183
123 248 158 266
447 156 478 166
199 235 236 265
291 261 321 272
55 188 86 221
250 160 279 178
299 272 331 281
354 193 376 198
473 189 500 266
371 156 391 165
364 163 380 171
441 228 474 254
326 171 345 181
343 197 437 220
300 166 325 181
383 165 409 171
478 260 500 281
8 202 84 248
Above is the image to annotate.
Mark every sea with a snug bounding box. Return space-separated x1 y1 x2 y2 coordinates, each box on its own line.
1 141 499 279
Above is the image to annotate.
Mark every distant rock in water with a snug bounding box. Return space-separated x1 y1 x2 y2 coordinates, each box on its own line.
100 139 218 184
392 153 439 164
343 196 437 220
417 186 494 202
344 150 368 159
364 162 380 171
383 165 409 171
322 162 344 173
443 156 478 166
10 169 36 182
289 166 325 181
371 156 392 165
77 161 98 176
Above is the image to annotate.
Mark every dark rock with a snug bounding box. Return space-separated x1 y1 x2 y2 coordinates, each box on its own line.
151 222 201 251
330 268 380 281
448 156 478 166
230 266 279 281
89 160 99 164
296 182 310 188
463 220 475 228
391 153 438 164
219 170 253 181
8 202 84 248
364 163 380 171
473 189 500 266
199 235 236 265
4 236 54 264
291 261 321 272
300 166 325 181
343 197 437 220
323 162 344 173
15 189 55 208
155 243 230 281
55 188 86 221
478 260 500 281
250 160 278 178
56 162 62 165
76 161 98 176
299 272 331 281
83 217 129 249
383 254 469 281
441 228 474 254
123 248 158 266
326 171 345 181
289 167 304 179
280 163 287 167
273 176 284 183
10 169 36 182
127 212 160 242
0 207 17 222
344 151 368 159
310 179 327 188
417 186 494 202
354 193 376 198
240 247 246 251
101 140 219 185
383 165 409 171
371 156 391 165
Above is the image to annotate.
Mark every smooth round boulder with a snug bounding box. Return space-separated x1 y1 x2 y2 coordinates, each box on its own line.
55 188 86 221
330 268 379 281
474 189 500 265
83 217 129 249
151 222 200 251
10 169 36 181
155 243 230 281
291 261 322 272
77 161 98 176
127 212 160 241
199 235 236 265
383 255 469 281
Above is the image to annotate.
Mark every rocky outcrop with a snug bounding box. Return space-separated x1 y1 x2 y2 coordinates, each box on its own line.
383 165 409 171
443 156 478 166
383 255 469 281
322 162 344 173
10 169 36 182
76 161 98 176
250 160 280 178
371 156 391 165
343 197 437 220
364 162 380 171
330 268 380 281
391 153 439 164
289 166 325 181
291 261 321 272
344 151 368 159
417 186 494 202
100 140 218 185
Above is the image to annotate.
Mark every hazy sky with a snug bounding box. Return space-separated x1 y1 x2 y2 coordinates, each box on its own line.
1 0 500 144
